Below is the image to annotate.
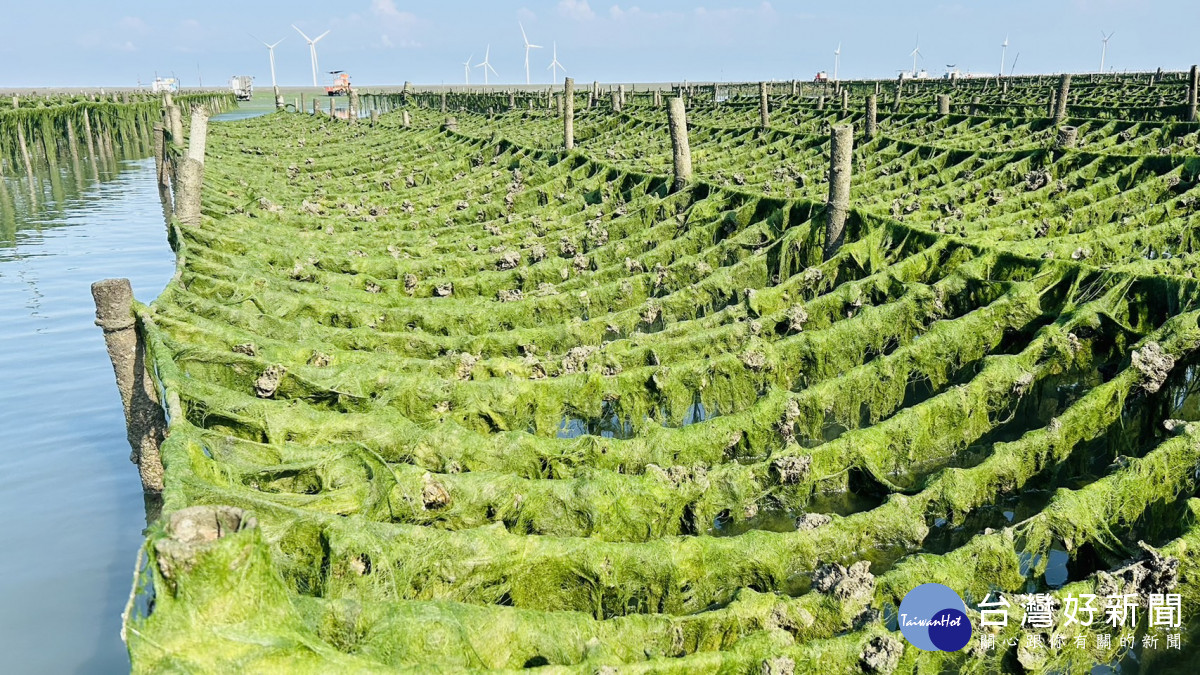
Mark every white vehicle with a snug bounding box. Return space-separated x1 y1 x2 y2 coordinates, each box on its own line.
151 77 179 93
230 75 254 101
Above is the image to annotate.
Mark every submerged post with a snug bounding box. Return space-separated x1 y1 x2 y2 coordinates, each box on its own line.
666 96 692 192
823 124 854 261
1054 73 1071 122
91 279 166 493
865 93 878 140
1188 65 1198 122
564 77 575 150
174 106 209 227
759 81 769 127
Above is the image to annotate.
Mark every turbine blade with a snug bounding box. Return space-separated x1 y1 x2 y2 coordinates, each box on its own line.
314 30 330 43
292 25 311 42
520 22 529 45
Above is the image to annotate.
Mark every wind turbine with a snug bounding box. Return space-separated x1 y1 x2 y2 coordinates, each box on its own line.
292 24 331 87
1099 30 1114 73
833 43 841 81
1000 34 1008 78
547 42 565 83
519 22 542 86
909 35 922 78
251 35 286 89
463 54 473 85
476 45 498 85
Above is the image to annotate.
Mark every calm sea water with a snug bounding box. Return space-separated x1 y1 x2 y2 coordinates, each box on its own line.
0 99 272 673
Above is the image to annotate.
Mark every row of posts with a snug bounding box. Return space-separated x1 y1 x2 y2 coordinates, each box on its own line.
100 93 214 494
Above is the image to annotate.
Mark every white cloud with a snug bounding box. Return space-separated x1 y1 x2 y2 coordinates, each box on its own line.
557 0 595 20
608 5 677 21
518 7 537 21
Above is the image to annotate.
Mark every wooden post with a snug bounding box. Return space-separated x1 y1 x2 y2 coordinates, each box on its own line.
667 96 692 192
564 77 575 151
312 100 320 115
274 85 283 110
1054 73 1070 122
841 87 849 113
349 89 360 123
937 94 950 115
174 106 208 227
817 95 825 111
440 91 447 113
167 105 184 147
91 278 167 493
403 110 411 128
865 94 878 140
618 84 626 106
16 123 36 186
1055 126 1078 149
611 90 621 112
654 89 662 108
370 110 380 126
759 81 769 127
823 124 853 261
1188 65 1198 122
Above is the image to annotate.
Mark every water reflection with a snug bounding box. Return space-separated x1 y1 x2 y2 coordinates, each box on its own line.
0 152 175 673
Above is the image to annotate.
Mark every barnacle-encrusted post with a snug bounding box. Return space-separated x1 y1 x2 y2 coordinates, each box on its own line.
667 96 692 192
1188 65 1198 122
823 124 854 260
563 77 575 150
174 105 208 227
91 278 166 493
611 90 622 113
759 81 769 127
1055 126 1078 149
1054 73 1071 122
865 93 878 140
937 94 950 115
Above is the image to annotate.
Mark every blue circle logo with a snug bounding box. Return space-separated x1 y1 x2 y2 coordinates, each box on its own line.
898 583 972 651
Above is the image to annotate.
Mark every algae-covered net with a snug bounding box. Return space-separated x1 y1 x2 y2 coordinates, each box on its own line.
125 77 1200 673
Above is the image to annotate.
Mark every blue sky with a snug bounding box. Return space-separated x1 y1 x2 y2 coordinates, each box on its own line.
3 1 1196 87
